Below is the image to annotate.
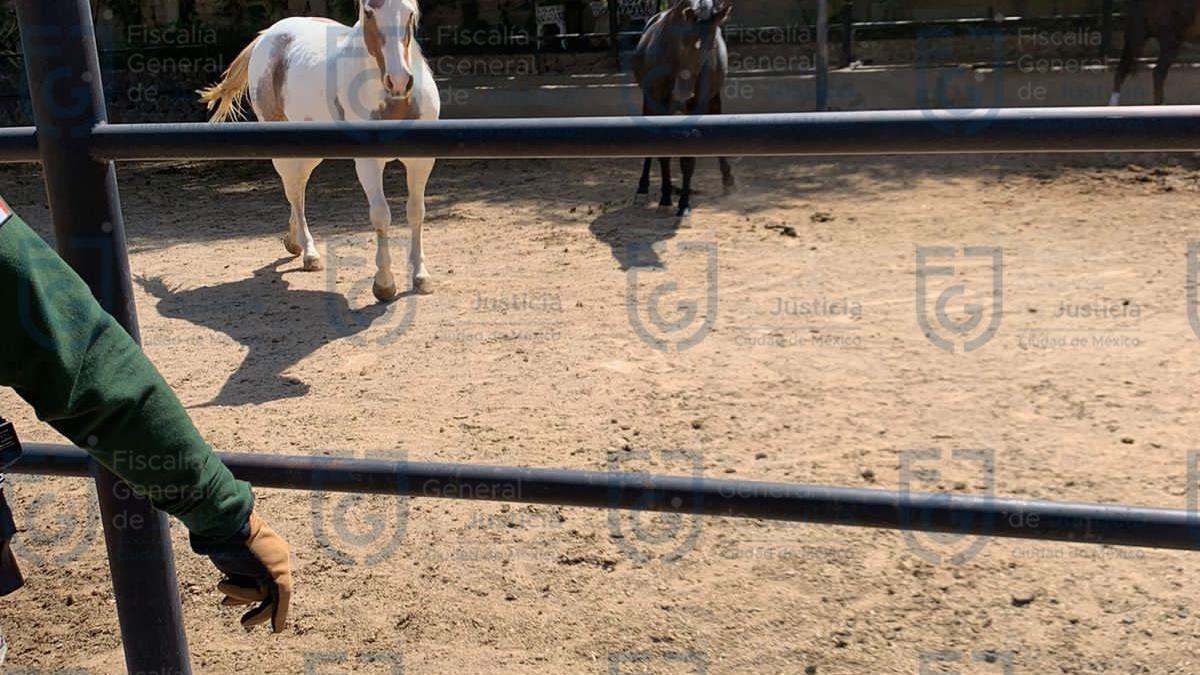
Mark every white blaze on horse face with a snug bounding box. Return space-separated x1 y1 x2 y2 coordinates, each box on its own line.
364 0 416 98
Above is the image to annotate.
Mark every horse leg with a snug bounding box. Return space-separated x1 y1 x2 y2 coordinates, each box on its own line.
1153 38 1180 105
1111 20 1144 105
708 95 736 195
274 157 323 270
658 157 673 209
636 92 662 205
635 158 653 205
403 157 436 295
677 157 696 220
354 157 398 302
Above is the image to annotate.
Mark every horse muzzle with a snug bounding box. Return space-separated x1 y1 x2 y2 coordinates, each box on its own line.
384 73 415 99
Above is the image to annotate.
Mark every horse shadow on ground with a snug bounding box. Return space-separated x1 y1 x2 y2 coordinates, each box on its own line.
136 258 393 407
588 205 688 270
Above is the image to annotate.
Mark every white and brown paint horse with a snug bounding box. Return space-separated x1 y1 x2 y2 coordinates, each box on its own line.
199 0 439 300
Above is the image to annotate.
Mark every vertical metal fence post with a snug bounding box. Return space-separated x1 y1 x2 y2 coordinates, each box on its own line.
13 1 193 673
816 0 829 111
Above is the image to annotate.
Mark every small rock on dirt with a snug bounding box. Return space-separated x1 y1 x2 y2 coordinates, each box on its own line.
765 222 797 237
1011 591 1036 607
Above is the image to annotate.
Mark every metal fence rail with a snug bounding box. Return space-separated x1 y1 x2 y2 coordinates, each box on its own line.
15 444 1200 552
3 107 1200 164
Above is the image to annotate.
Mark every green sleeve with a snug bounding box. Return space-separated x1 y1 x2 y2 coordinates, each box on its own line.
0 213 252 540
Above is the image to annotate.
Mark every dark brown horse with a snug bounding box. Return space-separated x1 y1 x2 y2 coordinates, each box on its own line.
1111 0 1200 104
631 0 734 219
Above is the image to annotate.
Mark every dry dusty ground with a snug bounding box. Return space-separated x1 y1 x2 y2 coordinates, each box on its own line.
2 152 1200 674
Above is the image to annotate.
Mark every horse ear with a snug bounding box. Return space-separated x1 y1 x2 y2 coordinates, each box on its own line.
715 2 733 22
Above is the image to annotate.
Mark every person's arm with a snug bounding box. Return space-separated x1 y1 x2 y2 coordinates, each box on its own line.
0 211 290 631
0 212 251 539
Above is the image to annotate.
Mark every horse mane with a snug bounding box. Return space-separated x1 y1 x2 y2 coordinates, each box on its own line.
363 0 420 23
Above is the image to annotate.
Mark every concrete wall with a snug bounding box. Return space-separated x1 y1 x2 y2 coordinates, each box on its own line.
0 63 1179 127
435 64 1187 118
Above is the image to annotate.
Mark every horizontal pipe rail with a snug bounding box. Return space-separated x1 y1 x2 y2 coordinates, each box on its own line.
13 443 1200 551
82 107 1200 160
1 107 1200 163
0 126 37 162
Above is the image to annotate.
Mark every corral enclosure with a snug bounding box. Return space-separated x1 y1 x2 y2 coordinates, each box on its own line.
5 150 1200 673
3 0 1200 674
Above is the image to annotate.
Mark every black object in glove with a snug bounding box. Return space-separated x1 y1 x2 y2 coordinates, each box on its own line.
191 511 292 633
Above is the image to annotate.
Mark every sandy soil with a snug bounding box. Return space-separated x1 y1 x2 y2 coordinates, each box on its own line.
2 152 1200 674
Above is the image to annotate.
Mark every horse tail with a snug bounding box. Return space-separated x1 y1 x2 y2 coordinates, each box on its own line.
198 35 260 123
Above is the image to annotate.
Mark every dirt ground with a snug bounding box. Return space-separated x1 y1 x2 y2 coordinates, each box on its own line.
2 152 1200 674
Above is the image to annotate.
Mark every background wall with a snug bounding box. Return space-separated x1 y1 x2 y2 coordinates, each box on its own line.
0 1 1134 123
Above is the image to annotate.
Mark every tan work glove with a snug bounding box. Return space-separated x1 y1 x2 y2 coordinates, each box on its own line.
191 510 292 633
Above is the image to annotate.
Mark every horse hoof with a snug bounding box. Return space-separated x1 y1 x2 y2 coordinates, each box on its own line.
413 276 433 295
676 207 692 222
283 235 302 256
373 281 399 302
302 255 323 271
633 192 649 206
